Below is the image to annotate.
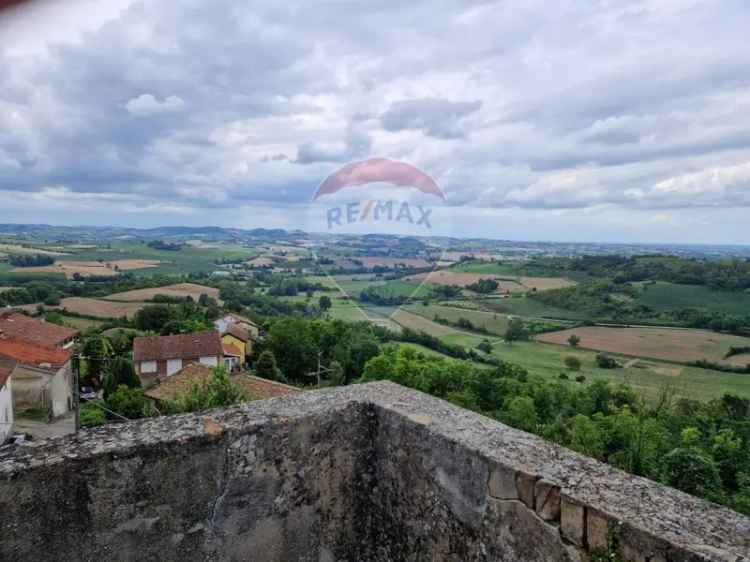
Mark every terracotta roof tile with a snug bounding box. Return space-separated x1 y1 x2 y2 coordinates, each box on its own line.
0 337 71 369
133 330 223 362
0 312 77 348
144 366 300 403
223 322 250 342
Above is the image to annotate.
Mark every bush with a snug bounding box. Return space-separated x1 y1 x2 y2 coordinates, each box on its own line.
596 353 619 369
575 375 586 383
558 372 569 380
79 402 107 427
564 356 582 371
106 385 156 419
567 334 581 347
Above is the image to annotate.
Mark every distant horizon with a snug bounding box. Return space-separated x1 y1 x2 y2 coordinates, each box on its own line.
2 221 750 249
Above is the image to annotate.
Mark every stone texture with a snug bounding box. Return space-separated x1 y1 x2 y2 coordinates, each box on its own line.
516 471 536 509
561 497 586 548
586 508 610 551
1 381 749 562
535 479 561 522
488 464 518 500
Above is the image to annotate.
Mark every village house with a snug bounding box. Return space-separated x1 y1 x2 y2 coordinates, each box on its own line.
214 313 259 365
0 313 78 420
0 364 13 443
0 312 78 349
0 339 73 418
133 330 224 384
144 363 300 405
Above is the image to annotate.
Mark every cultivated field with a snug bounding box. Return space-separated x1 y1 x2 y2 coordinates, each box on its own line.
536 326 750 364
104 283 221 303
54 298 147 319
406 270 573 292
519 276 576 291
390 309 458 337
0 243 67 256
357 257 431 268
13 259 162 278
726 354 750 367
403 304 511 336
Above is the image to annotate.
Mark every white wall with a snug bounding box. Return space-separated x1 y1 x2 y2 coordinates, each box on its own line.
140 360 157 374
199 356 218 368
0 378 13 444
167 358 183 376
49 363 72 418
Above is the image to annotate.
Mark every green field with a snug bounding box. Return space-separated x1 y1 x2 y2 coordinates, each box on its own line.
402 303 511 336
435 333 750 401
477 296 590 320
52 242 258 276
634 282 750 316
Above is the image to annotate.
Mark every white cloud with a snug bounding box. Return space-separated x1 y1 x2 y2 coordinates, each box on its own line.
125 94 185 116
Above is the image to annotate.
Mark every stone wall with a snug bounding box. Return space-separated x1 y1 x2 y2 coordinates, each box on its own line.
1 382 748 562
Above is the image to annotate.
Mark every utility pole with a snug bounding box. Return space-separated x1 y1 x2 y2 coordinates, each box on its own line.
72 353 81 434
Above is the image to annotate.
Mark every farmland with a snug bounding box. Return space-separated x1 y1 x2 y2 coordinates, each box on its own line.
536 326 750 365
406 269 575 292
12 259 162 278
402 303 511 336
54 298 147 319
103 283 221 303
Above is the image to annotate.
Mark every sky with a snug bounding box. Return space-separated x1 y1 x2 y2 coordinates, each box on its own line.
1 0 749 243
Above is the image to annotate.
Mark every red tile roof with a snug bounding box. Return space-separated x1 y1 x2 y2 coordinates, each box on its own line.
144 365 300 403
222 343 243 357
133 330 223 362
0 312 78 348
0 337 71 369
223 322 250 342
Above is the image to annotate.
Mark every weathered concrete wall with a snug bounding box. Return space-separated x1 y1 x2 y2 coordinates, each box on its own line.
1 382 749 562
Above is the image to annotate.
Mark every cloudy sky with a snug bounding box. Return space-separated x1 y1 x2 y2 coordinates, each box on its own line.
1 0 749 243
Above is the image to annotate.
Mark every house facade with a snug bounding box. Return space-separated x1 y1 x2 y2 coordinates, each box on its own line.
214 314 258 360
133 331 224 383
0 365 13 443
0 339 73 418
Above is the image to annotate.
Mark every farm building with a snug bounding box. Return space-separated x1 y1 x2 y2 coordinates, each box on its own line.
0 338 73 418
133 331 224 383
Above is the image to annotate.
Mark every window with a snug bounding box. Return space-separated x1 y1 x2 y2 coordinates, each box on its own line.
140 360 157 373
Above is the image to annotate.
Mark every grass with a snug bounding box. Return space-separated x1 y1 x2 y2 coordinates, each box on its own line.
435 331 750 401
57 315 106 331
402 303 511 336
634 282 750 316
54 242 257 276
477 296 590 321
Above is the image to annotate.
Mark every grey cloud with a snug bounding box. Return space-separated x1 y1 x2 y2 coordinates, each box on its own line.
381 98 482 139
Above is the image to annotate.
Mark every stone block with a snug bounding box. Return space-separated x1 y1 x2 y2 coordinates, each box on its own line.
561 497 586 547
488 464 518 500
516 471 536 509
535 479 561 522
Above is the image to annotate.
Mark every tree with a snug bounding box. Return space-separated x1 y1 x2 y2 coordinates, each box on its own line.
504 318 526 343
564 356 582 371
318 295 332 312
81 335 114 384
106 385 156 419
596 353 618 369
476 339 493 354
134 304 174 332
256 350 281 381
168 366 246 413
568 334 581 347
661 446 722 498
102 357 141 400
569 414 604 459
327 360 345 386
501 396 538 432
